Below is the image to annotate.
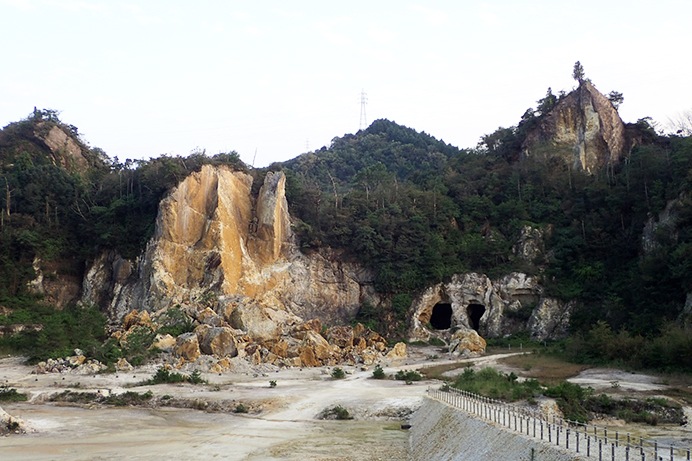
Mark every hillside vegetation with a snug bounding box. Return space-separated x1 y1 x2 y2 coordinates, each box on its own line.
0 84 691 370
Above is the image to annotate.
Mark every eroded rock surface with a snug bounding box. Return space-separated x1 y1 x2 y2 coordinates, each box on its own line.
410 272 570 342
82 165 379 332
523 81 627 173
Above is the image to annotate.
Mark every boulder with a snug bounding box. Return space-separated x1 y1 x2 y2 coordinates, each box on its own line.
116 357 133 371
196 325 238 357
174 333 200 362
151 333 176 352
448 329 486 356
290 319 322 339
228 303 284 343
67 354 86 367
326 325 354 349
360 348 380 365
385 342 407 360
302 330 333 361
122 309 152 330
298 346 320 367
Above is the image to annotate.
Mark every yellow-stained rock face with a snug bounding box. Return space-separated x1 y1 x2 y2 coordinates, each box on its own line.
81 164 386 366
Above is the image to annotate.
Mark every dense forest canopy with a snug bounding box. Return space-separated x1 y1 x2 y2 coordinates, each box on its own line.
0 81 691 363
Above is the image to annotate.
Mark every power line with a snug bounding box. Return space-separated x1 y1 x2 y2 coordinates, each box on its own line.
359 89 368 130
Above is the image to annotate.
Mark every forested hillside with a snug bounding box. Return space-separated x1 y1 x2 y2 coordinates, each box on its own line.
277 118 691 338
0 86 691 369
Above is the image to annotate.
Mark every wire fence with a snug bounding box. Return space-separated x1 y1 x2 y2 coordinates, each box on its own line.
428 387 691 461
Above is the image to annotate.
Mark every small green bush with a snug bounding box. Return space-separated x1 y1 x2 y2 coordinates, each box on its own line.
188 370 206 384
331 367 346 379
269 380 277 388
322 405 353 420
234 403 248 413
145 367 206 385
372 365 386 379
395 370 422 382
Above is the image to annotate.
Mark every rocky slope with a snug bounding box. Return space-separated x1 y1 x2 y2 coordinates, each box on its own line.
80 165 397 368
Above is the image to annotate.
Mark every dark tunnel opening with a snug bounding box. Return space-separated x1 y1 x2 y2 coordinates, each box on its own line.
467 303 486 331
429 303 453 330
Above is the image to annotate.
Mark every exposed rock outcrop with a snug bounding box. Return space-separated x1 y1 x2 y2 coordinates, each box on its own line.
82 165 379 329
409 272 570 342
34 122 91 173
523 81 627 174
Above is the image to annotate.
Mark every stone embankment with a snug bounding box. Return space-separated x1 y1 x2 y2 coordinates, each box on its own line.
410 389 692 461
410 398 581 461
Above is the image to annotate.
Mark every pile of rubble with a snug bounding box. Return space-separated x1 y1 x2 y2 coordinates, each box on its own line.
34 349 107 375
116 308 408 372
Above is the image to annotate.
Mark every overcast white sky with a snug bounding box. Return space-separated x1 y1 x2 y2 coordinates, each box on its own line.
1 0 690 167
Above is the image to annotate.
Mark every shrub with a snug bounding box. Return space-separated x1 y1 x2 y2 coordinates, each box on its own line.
0 386 28 402
155 307 195 337
544 381 592 423
234 403 248 413
188 370 206 384
395 370 422 382
145 367 206 385
322 405 353 420
372 365 386 379
269 380 277 388
331 367 345 379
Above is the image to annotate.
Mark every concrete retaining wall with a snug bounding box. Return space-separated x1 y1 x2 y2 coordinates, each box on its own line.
409 398 585 461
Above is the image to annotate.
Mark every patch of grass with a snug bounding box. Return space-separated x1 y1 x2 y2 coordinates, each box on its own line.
104 390 153 406
49 389 153 407
452 367 541 402
0 386 28 402
428 337 446 347
144 367 207 385
497 352 589 385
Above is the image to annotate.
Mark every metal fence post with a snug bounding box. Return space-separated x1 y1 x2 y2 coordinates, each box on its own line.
599 439 603 461
567 428 570 449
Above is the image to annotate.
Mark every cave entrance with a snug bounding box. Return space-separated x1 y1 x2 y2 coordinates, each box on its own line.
429 303 453 330
467 303 486 331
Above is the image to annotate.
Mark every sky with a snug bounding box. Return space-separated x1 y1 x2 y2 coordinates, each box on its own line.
1 0 691 167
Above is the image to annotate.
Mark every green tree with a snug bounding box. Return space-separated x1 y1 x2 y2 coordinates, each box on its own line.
572 61 585 83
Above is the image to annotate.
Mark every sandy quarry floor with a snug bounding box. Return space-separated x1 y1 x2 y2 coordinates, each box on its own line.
0 346 451 461
1 347 691 459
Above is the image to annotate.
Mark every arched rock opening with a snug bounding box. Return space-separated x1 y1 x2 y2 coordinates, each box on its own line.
429 303 453 330
467 303 486 331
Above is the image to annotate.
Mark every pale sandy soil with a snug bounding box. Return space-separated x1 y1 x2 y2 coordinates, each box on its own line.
0 347 452 461
2 347 691 459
